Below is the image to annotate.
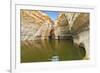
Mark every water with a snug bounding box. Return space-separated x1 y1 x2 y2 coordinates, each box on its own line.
21 39 86 63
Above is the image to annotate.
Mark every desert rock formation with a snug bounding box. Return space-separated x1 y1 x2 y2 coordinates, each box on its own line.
21 10 54 40
54 12 89 59
21 10 90 59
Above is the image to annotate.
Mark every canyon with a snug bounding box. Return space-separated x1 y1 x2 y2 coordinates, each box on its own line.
21 10 90 60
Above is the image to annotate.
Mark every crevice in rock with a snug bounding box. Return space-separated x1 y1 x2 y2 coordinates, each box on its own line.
21 10 90 59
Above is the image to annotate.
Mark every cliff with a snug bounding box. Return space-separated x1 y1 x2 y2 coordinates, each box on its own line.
54 12 90 59
21 10 54 40
21 10 90 59
54 12 89 35
54 13 69 39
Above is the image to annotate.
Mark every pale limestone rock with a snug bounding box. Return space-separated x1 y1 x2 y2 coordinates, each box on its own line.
21 10 54 40
71 13 89 33
72 13 90 59
54 12 90 59
54 12 81 38
54 13 69 39
73 30 90 59
21 10 90 59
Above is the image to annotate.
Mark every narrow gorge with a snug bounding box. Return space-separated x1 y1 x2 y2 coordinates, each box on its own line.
21 10 89 62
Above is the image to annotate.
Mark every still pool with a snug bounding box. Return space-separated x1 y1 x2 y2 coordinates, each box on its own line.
21 40 86 63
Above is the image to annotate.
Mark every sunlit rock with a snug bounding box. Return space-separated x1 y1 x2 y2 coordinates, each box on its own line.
54 12 90 59
72 13 90 59
21 10 90 59
71 13 89 33
73 30 89 59
54 13 69 39
21 10 54 40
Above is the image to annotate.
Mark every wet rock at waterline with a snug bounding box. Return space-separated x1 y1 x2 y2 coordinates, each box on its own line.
54 13 70 39
54 12 89 59
21 10 90 61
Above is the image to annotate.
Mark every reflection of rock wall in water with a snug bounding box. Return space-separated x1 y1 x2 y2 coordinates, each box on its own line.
73 30 89 59
21 10 54 40
54 12 90 59
21 10 90 59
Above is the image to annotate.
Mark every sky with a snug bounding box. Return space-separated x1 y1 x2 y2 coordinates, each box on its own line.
42 10 59 21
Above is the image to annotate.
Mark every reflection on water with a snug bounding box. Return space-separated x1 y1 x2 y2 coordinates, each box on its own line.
48 56 59 61
21 40 86 63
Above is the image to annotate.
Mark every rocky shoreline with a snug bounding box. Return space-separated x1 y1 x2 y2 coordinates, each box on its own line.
21 10 90 59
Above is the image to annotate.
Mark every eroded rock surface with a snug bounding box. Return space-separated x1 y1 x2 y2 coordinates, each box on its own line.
21 10 90 59
21 10 54 40
54 12 90 59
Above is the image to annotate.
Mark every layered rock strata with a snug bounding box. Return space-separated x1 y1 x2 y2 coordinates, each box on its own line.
21 10 54 40
54 12 90 59
21 10 90 59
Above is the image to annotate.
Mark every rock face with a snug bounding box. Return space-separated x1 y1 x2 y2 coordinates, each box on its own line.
54 12 80 39
73 30 89 59
54 12 90 59
72 13 90 59
54 12 89 35
54 13 69 39
21 10 90 59
71 13 89 33
21 10 54 40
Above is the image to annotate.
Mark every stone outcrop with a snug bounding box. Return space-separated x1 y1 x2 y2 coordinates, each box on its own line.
72 13 90 59
54 12 90 59
54 13 70 39
21 10 54 40
21 10 90 59
71 13 89 34
73 30 89 59
54 12 89 35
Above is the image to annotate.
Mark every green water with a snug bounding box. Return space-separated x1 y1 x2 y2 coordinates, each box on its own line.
21 39 86 63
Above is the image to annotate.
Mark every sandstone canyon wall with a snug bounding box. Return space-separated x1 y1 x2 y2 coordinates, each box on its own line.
20 10 54 40
21 10 90 59
54 12 89 59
